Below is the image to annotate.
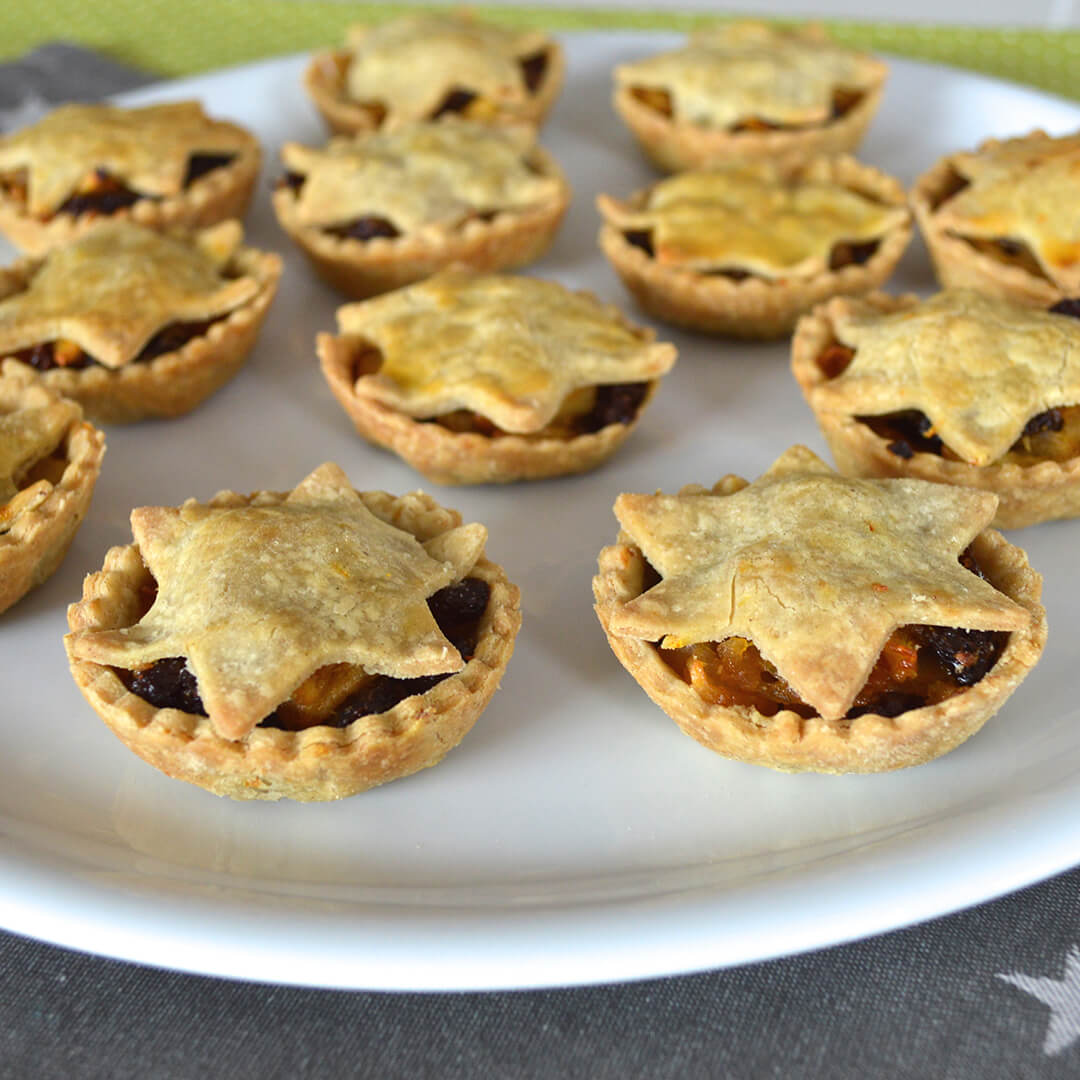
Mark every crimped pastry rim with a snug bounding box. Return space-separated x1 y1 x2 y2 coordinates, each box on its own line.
0 236 283 423
271 143 571 299
319 329 660 484
0 360 105 613
791 291 1080 528
65 485 522 801
910 133 1067 307
0 132 261 257
597 155 912 339
303 41 566 136
594 509 1046 774
611 72 886 173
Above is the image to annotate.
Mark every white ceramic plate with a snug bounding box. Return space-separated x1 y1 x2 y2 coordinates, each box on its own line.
2 33 1079 992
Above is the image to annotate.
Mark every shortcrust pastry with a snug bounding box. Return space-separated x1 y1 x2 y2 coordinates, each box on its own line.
612 21 887 173
792 289 1080 528
0 219 282 423
0 360 104 614
273 121 570 298
911 129 1080 306
318 270 678 484
0 101 261 255
597 157 911 338
65 463 521 801
304 12 565 136
593 446 1045 774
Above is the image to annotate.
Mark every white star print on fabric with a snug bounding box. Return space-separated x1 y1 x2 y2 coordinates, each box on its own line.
999 945 1080 1055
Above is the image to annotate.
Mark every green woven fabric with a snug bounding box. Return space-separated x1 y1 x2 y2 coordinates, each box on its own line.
1 2 1078 101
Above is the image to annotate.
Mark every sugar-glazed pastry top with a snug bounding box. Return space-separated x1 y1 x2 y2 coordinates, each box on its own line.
341 13 557 127
0 220 260 370
927 130 1080 294
338 270 677 433
280 122 566 234
808 289 1080 466
605 445 1031 722
614 21 885 131
0 102 257 219
597 162 910 279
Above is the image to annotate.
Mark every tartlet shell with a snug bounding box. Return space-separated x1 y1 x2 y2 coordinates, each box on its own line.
65 487 522 802
0 361 105 613
0 240 282 424
611 74 886 174
272 144 571 299
303 43 566 136
910 136 1067 307
792 291 1080 528
594 516 1046 774
598 155 912 339
0 136 261 257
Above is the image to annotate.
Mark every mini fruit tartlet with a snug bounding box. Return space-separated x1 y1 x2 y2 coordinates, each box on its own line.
65 463 522 802
597 157 911 338
911 129 1080 307
612 21 887 173
273 121 570 298
304 12 565 136
318 270 678 485
792 288 1080 528
0 360 104 614
0 219 282 423
593 446 1045 774
0 101 261 255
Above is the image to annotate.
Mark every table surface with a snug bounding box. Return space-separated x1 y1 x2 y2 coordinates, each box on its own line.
2 21 1080 1079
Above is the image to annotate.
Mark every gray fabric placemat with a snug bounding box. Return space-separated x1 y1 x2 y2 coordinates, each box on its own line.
1 42 1078 1080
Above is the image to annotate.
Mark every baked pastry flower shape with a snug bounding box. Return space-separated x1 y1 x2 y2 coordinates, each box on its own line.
304 12 565 136
65 463 521 801
912 129 1080 307
273 121 571 299
593 446 1045 774
792 289 1080 528
597 158 911 339
318 270 678 484
0 361 104 614
0 101 261 256
0 219 282 423
612 21 887 173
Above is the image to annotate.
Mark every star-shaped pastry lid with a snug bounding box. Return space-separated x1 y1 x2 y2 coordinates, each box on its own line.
606 446 1030 720
599 165 908 278
344 14 551 127
614 21 885 129
340 271 678 433
812 289 1080 465
0 102 255 218
0 396 80 503
66 463 488 740
0 220 259 369
934 131 1080 292
282 122 560 231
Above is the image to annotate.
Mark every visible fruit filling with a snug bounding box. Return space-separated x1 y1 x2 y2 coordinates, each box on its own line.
114 577 491 730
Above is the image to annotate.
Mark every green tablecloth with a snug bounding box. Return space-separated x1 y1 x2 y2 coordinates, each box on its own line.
0 2 1078 101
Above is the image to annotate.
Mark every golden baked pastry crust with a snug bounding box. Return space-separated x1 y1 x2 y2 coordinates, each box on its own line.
304 13 565 136
0 221 282 423
318 270 677 484
65 465 522 801
612 21 887 173
911 130 1080 306
593 447 1046 774
0 360 104 613
792 290 1080 528
0 102 260 256
597 156 911 339
272 123 570 299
